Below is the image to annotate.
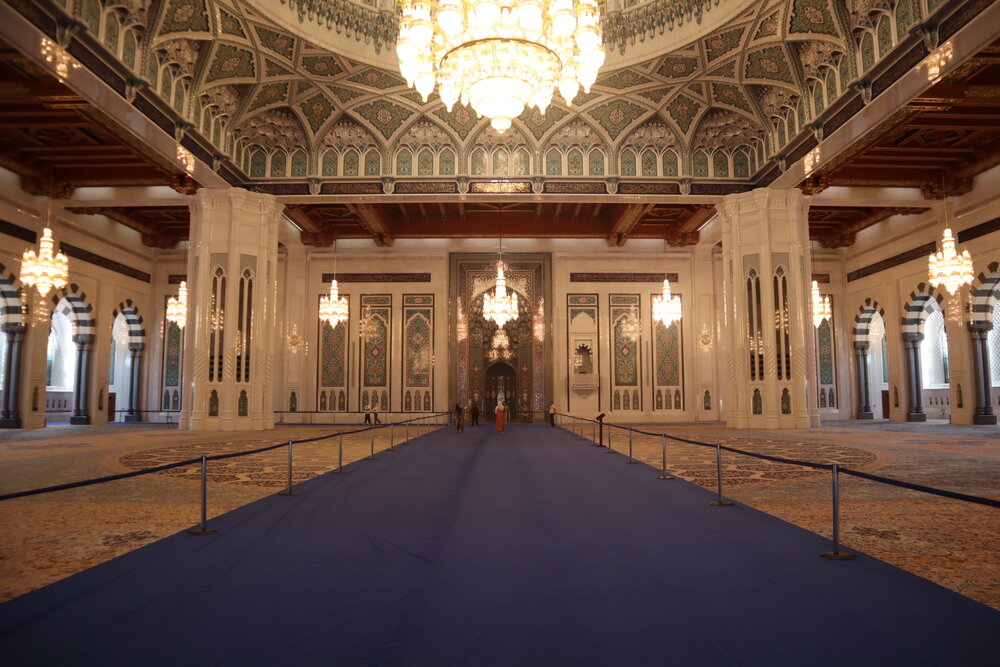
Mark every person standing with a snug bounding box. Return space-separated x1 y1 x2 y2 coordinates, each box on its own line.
454 402 464 432
470 400 480 426
363 407 371 424
495 400 507 433
548 400 556 426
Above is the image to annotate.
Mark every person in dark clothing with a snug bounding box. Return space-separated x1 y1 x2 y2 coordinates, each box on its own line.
455 402 464 432
363 408 371 424
548 401 556 426
470 401 480 426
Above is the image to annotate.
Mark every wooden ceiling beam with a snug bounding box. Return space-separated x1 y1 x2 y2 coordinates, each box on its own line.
347 203 394 247
606 202 655 246
65 206 180 248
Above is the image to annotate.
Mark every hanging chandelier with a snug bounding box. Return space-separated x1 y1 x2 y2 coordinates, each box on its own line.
166 280 188 329
21 197 69 297
652 278 682 326
483 261 519 326
319 241 349 327
810 280 831 328
928 227 974 295
396 0 605 132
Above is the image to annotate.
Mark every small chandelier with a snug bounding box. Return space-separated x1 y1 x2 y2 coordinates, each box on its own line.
396 0 605 132
922 41 953 83
928 228 974 295
811 280 831 328
483 261 519 327
319 241 349 327
166 280 188 329
21 197 69 297
651 241 681 326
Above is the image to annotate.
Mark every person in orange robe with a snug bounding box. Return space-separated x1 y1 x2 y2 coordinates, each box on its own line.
494 400 506 433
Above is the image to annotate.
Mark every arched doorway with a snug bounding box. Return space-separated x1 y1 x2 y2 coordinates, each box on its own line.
48 288 95 425
485 362 516 422
968 262 999 424
867 312 890 419
900 285 947 422
109 302 145 422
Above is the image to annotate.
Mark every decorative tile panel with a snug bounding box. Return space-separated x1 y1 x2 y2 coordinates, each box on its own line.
219 9 245 37
655 56 700 79
610 294 641 403
361 295 391 390
301 55 343 78
589 100 646 140
403 296 433 411
348 69 406 89
299 94 335 133
597 70 653 89
746 46 795 84
247 83 288 111
160 0 209 34
789 0 840 37
704 27 745 61
667 94 702 134
355 99 412 139
522 106 569 140
319 319 347 388
205 44 255 83
254 26 295 59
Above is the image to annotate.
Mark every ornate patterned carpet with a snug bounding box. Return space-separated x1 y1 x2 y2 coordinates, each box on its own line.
0 420 997 611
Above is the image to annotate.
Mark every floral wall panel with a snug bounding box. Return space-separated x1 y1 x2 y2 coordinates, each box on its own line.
610 294 641 411
403 295 433 412
360 295 391 407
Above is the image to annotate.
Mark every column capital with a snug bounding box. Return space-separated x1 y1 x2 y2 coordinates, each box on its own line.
718 186 809 218
853 341 871 352
189 187 285 220
902 332 924 345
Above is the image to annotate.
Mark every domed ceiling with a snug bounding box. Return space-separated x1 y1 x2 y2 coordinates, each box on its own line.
55 0 951 190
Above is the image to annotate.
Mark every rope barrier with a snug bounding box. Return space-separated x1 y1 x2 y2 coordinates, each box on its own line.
0 413 448 502
555 412 999 510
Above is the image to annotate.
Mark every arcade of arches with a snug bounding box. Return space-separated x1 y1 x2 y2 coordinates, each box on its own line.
0 0 999 433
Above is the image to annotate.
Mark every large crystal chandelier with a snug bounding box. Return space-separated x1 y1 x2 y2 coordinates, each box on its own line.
319 241 349 327
166 280 188 329
483 233 519 326
21 198 69 297
652 278 682 326
811 280 831 328
396 0 605 132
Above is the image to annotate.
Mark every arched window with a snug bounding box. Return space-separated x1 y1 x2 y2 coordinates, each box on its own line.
439 148 456 175
588 149 605 175
322 150 338 176
270 150 286 177
641 150 656 176
920 308 949 386
396 148 412 176
988 305 1000 385
494 148 509 176
47 311 76 391
545 148 561 175
620 149 636 176
417 148 434 175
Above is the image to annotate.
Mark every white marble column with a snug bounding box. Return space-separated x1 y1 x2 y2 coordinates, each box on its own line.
180 188 283 431
718 188 820 429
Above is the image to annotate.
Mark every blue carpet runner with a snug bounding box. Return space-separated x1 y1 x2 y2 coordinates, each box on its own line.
1 424 998 666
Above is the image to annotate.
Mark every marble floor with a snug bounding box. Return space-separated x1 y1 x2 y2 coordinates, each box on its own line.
0 419 997 610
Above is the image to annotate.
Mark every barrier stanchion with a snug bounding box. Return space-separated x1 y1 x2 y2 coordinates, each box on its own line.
406 418 410 443
188 456 216 535
332 432 346 474
607 427 614 453
389 423 394 450
709 444 732 506
627 427 637 464
822 464 855 560
368 424 375 460
592 421 600 447
278 441 296 496
657 435 673 479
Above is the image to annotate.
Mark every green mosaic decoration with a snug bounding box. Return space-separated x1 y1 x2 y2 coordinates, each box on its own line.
270 150 286 177
705 61 737 79
704 27 745 61
620 149 636 176
693 151 708 177
713 150 728 176
103 16 119 52
589 100 646 140
568 295 598 306
432 105 479 140
861 33 875 72
876 15 893 57
122 30 137 69
159 0 209 34
343 149 359 175
328 85 364 103
291 150 307 176
348 69 406 89
788 0 840 37
662 151 678 176
295 81 313 96
656 56 700 79
638 87 671 103
164 321 181 387
667 94 702 134
255 26 295 59
439 148 455 174
79 0 100 29
205 44 255 83
687 82 704 97
588 149 605 175
356 99 411 139
361 299 390 388
611 308 639 386
734 151 749 177
301 55 343 78
755 11 780 39
712 83 752 112
322 151 338 176
545 148 561 175
299 94 335 133
746 46 795 84
417 149 433 175
404 308 432 388
568 148 583 175
522 106 568 140
219 9 246 37
654 320 680 386
597 70 653 89
265 60 292 77
364 149 381 175
248 83 288 111
818 319 834 385
397 148 412 175
320 321 346 387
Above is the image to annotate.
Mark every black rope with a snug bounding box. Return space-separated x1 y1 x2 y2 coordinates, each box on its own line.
556 413 999 509
0 414 448 502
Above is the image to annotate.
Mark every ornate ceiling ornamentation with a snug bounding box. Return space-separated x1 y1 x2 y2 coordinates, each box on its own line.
236 109 307 150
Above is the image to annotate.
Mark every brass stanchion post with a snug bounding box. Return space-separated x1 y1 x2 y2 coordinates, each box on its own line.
657 435 673 479
627 427 637 464
332 431 346 474
709 444 732 505
389 423 394 450
369 424 375 460
279 441 297 496
822 464 856 560
188 456 216 534
607 426 614 453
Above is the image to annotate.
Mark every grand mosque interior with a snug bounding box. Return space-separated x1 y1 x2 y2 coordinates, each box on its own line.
0 0 998 662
